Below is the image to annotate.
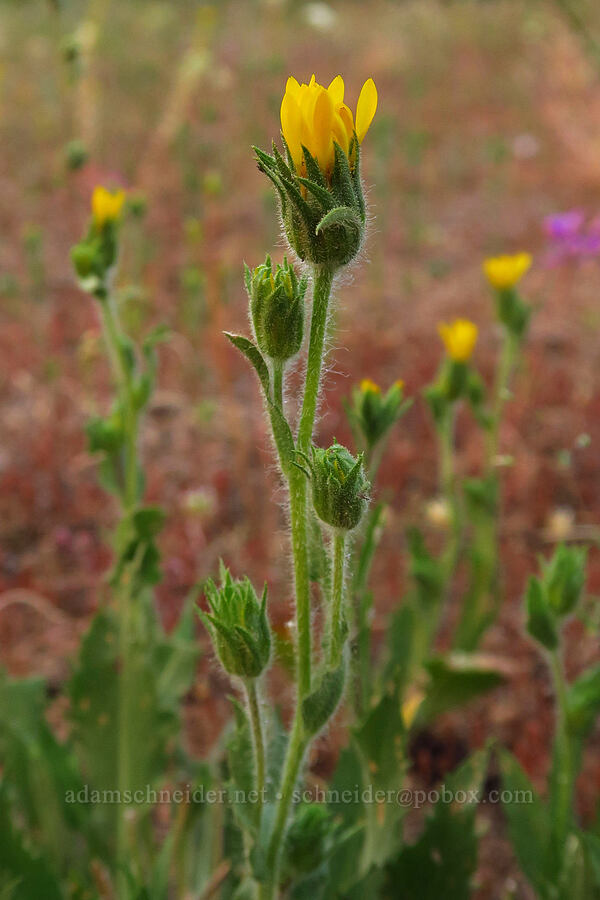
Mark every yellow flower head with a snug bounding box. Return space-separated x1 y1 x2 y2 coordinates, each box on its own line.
360 378 381 394
281 74 377 176
483 252 532 290
91 186 126 227
438 318 478 363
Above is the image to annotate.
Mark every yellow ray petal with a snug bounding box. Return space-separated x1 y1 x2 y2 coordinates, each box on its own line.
311 86 334 169
281 91 303 170
328 75 345 106
355 77 378 142
285 75 301 99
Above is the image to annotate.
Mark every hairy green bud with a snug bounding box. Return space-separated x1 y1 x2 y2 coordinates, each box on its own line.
307 442 369 531
283 803 332 877
345 378 409 450
245 256 306 361
199 562 271 678
255 140 366 271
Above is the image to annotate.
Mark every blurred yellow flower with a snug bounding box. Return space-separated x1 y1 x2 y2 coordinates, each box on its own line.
360 378 381 394
92 186 126 227
483 252 532 290
280 74 377 175
438 318 478 362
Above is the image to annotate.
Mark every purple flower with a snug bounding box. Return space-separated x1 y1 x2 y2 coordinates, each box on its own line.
543 210 600 266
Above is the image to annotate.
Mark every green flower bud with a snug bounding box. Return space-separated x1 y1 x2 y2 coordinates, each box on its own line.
542 544 587 617
283 803 331 878
70 243 96 279
255 140 366 271
443 359 469 402
345 378 409 450
199 563 271 679
64 139 89 172
495 287 532 339
307 442 369 531
245 256 306 361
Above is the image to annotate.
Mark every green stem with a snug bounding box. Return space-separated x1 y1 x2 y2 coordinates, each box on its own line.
549 649 574 853
262 716 307 900
439 405 461 584
289 265 333 698
263 265 334 897
99 294 141 897
486 330 518 473
454 328 519 650
297 267 334 454
100 296 139 510
329 532 346 666
273 359 284 410
244 679 266 824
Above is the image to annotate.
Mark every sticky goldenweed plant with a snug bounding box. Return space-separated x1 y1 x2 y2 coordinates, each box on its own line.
405 253 534 681
203 74 496 900
214 74 379 898
500 543 600 899
0 186 202 900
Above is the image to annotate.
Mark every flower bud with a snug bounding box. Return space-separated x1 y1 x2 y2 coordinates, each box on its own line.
199 563 271 679
245 256 306 361
542 544 587 617
71 186 127 299
345 378 408 450
255 74 378 270
308 442 369 531
283 803 331 878
483 253 533 338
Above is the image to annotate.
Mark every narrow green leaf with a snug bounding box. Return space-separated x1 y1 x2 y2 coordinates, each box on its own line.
224 333 270 395
302 663 345 736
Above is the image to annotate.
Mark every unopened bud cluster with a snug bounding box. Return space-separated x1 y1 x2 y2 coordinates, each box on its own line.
245 255 306 362
71 186 126 300
308 442 369 531
200 563 271 679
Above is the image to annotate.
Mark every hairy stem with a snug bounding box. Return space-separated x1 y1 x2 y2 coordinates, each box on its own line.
329 531 347 666
273 358 284 410
244 679 266 825
261 715 307 900
263 265 334 897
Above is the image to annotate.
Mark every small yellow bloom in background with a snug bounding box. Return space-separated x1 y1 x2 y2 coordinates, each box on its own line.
394 379 405 391
438 318 479 363
360 378 381 394
91 186 126 227
401 689 424 728
280 74 377 176
483 252 532 290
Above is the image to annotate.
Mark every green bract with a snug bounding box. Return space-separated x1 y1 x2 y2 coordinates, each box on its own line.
345 380 408 450
200 563 271 679
307 442 369 531
495 287 532 338
254 139 366 270
70 220 120 301
245 255 307 361
541 543 587 618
